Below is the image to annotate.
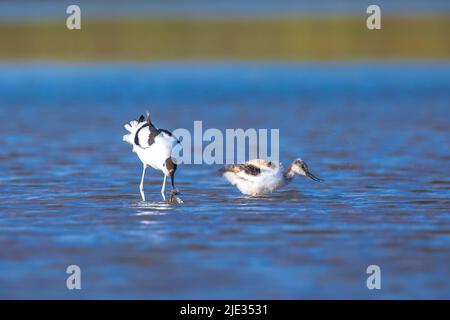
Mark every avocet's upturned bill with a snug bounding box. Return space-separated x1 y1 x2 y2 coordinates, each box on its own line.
220 159 322 196
123 113 183 203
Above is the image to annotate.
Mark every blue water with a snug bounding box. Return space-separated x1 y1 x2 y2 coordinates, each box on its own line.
0 62 449 299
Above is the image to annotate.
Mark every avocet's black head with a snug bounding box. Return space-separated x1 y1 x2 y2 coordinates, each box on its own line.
138 115 145 123
291 159 322 182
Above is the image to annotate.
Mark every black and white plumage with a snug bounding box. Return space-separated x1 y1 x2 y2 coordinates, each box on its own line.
221 158 322 196
123 113 183 203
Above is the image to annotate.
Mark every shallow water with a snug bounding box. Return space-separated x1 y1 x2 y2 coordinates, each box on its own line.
0 62 449 299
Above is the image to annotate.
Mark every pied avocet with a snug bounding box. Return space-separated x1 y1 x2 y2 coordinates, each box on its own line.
221 159 322 196
123 112 183 203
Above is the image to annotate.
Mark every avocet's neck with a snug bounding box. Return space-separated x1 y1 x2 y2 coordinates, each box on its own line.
283 164 296 181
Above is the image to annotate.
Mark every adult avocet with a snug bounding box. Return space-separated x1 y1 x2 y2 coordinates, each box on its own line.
123 113 183 203
221 159 322 196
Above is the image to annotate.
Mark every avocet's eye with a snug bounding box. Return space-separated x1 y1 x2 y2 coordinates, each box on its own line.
268 161 272 167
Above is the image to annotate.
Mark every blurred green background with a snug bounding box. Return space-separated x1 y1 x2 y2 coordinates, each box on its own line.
1 0 449 61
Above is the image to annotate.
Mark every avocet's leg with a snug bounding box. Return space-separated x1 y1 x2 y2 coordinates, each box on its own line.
161 175 167 201
169 171 183 204
139 164 147 201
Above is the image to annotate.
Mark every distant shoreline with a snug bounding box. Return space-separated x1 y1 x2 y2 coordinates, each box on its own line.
1 15 449 60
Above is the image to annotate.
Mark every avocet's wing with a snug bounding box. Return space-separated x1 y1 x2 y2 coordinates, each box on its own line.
135 125 179 149
221 163 261 177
